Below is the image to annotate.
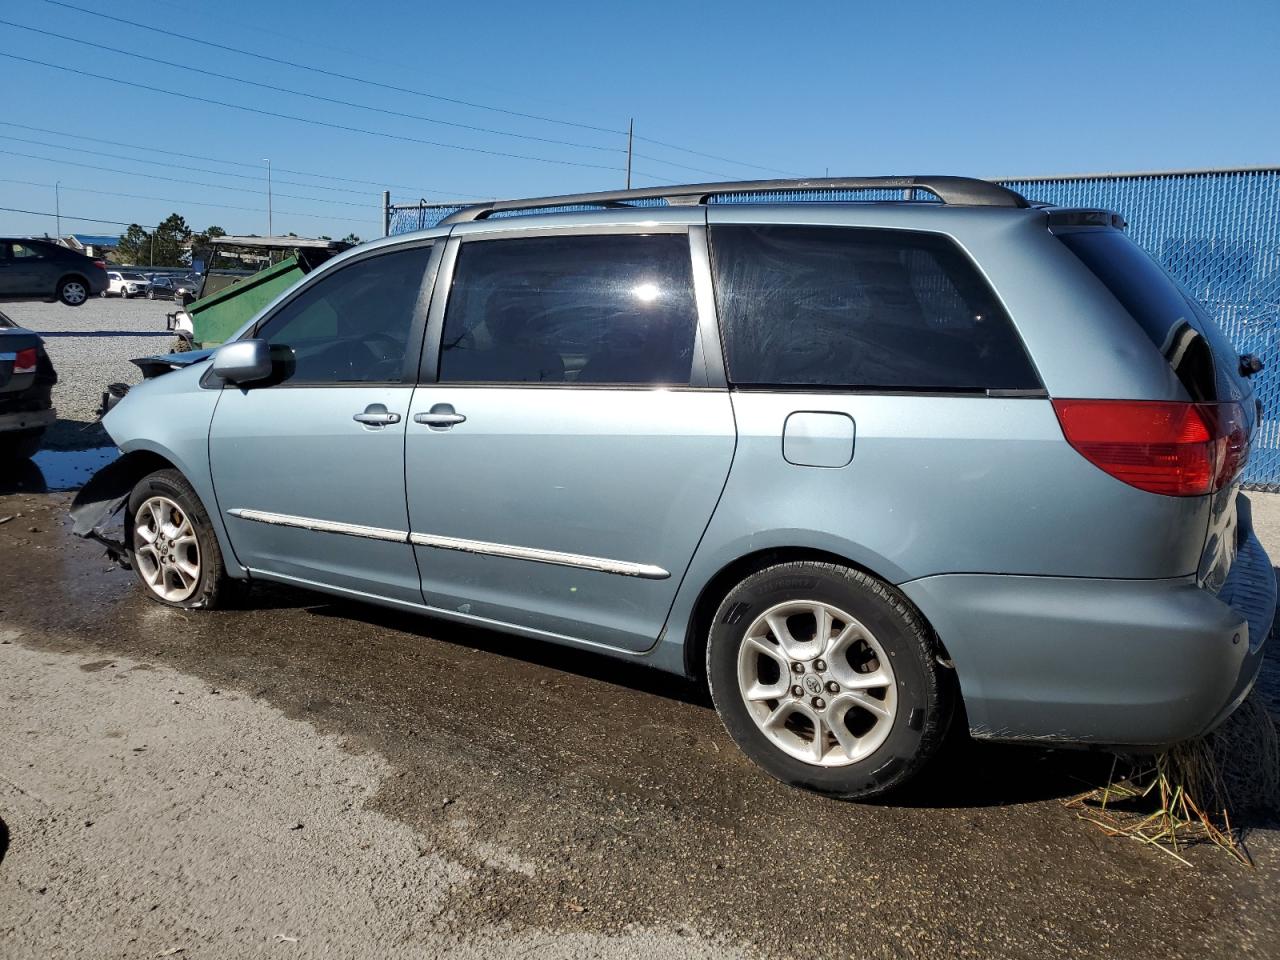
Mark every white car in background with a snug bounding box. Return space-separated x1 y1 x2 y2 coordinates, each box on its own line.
103 271 151 299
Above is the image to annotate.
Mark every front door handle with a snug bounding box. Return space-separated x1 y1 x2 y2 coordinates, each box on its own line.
414 403 466 430
353 403 401 427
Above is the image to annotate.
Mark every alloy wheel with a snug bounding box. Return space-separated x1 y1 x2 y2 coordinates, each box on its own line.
133 495 201 602
62 281 87 305
737 599 897 766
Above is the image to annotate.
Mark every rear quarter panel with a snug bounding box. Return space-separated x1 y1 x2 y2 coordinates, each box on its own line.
660 206 1212 673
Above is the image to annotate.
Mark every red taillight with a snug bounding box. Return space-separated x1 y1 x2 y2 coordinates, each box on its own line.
13 347 37 375
93 260 107 270
1053 399 1248 497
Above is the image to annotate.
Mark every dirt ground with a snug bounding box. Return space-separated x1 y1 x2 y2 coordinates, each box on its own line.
1 487 1278 959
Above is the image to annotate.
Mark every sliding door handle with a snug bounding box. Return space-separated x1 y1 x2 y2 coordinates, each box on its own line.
414 403 466 430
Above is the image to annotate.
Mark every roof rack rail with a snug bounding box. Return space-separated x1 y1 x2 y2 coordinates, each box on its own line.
440 176 1029 224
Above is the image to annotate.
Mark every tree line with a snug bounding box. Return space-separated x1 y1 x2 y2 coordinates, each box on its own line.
114 213 361 266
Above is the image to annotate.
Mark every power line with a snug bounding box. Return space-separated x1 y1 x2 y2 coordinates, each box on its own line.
0 51 677 178
0 121 489 198
38 0 799 178
632 132 805 177
1 18 738 179
124 0 588 119
0 178 375 225
39 0 621 135
0 147 381 209
0 133 389 198
1 19 637 161
0 204 157 229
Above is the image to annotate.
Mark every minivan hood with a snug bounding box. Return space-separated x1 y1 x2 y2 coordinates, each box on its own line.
130 347 215 380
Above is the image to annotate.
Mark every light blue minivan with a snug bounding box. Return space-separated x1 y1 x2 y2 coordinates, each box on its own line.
73 177 1274 798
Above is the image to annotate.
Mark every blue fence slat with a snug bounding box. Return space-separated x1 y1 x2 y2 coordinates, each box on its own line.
387 170 1280 488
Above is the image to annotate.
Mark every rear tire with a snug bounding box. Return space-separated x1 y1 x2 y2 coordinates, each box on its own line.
125 469 239 610
57 277 89 306
0 428 45 462
706 561 953 799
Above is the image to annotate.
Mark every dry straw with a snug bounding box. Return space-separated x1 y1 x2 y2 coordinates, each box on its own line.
1064 693 1279 865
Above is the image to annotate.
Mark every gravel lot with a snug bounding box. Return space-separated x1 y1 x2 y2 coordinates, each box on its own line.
4 298 176 449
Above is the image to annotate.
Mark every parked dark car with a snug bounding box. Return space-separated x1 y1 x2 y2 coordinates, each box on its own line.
146 276 180 300
0 238 109 306
0 309 56 461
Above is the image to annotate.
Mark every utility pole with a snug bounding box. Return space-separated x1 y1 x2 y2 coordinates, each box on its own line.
263 158 273 236
54 181 61 239
626 118 634 190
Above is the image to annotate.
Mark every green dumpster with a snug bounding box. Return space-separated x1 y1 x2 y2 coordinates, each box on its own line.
185 256 306 347
171 235 353 349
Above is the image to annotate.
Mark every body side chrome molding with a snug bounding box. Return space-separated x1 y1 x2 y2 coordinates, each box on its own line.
226 508 408 543
227 508 669 579
410 532 670 580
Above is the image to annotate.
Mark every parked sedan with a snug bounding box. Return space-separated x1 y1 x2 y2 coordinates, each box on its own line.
0 238 108 306
0 309 56 461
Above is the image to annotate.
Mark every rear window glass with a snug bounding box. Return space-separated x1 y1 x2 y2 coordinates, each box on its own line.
440 233 698 386
1057 229 1240 401
708 225 1039 391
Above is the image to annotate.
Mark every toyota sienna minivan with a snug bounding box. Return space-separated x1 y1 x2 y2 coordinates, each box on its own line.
72 176 1274 798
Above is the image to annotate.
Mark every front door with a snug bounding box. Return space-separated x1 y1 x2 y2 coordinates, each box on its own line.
405 229 736 652
209 243 435 604
0 242 47 297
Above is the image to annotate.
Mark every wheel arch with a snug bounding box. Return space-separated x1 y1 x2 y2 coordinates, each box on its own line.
70 444 246 578
54 270 90 295
679 546 951 687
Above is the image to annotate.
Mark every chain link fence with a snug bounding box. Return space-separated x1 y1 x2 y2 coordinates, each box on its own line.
385 168 1280 487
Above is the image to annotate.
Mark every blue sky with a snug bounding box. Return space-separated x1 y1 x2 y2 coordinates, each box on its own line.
1 0 1277 240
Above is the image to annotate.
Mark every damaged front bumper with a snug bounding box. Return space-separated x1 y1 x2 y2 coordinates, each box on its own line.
69 453 136 567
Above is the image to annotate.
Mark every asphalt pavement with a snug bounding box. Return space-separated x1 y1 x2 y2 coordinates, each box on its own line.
0 488 1277 959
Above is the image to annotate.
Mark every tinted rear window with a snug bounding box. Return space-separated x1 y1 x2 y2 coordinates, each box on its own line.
440 234 698 386
1057 229 1241 401
708 225 1039 391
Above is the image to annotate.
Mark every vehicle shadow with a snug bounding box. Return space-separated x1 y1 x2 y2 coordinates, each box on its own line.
0 816 9 866
303 594 711 708
300 592 1117 808
0 459 47 494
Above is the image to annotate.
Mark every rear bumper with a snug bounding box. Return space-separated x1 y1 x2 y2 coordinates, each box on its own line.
900 522 1273 748
0 407 55 433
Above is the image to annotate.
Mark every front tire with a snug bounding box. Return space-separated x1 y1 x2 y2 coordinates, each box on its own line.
125 469 238 609
58 277 89 306
707 561 953 799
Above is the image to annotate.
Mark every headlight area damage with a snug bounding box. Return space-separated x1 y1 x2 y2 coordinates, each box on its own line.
72 347 217 567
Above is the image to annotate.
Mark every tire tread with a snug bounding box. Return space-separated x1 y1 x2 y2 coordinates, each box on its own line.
706 560 952 799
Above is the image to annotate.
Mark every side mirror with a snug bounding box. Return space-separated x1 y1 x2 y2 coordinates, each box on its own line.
212 339 272 385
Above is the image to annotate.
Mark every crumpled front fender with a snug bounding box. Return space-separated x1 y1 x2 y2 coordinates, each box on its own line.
69 454 147 567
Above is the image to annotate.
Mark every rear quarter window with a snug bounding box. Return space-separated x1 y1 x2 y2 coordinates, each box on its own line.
708 225 1040 391
1057 229 1243 403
